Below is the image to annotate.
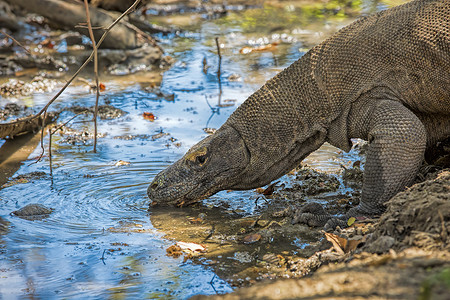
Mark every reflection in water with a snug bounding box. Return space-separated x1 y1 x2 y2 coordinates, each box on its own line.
0 1 406 298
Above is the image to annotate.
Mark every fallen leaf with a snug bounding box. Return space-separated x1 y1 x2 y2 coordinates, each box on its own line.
218 103 235 107
239 42 279 54
324 232 362 254
111 242 129 246
255 188 265 194
143 112 155 121
115 160 131 166
188 217 203 224
15 68 38 77
324 232 345 255
40 39 55 49
203 128 217 135
347 217 356 226
243 233 261 244
176 241 206 254
239 46 253 54
263 181 279 196
166 245 183 258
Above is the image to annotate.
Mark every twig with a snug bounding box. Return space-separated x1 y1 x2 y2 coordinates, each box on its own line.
0 29 31 55
0 0 142 127
47 110 89 172
119 19 163 52
101 249 106 265
51 111 89 135
202 223 215 242
48 127 52 176
30 110 48 164
215 37 222 60
74 24 104 30
209 274 218 294
84 0 100 153
215 37 222 106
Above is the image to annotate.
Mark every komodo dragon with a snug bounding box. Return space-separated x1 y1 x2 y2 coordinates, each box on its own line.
148 0 450 229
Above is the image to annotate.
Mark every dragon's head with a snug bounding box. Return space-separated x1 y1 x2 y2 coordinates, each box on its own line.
147 125 251 206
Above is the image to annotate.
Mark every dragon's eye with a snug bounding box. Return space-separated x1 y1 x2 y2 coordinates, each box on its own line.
196 154 206 165
186 146 208 166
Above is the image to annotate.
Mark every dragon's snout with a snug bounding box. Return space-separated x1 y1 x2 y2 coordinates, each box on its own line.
147 174 165 200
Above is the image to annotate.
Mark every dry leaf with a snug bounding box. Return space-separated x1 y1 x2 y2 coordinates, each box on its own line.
40 39 55 49
263 181 279 196
176 241 206 253
188 217 203 224
143 112 155 121
243 233 261 244
203 128 217 135
324 232 362 254
239 42 279 54
114 160 131 166
99 83 106 91
255 188 265 194
15 68 38 77
217 103 235 108
166 245 183 258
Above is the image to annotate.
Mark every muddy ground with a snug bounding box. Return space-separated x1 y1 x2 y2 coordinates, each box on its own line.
189 168 450 299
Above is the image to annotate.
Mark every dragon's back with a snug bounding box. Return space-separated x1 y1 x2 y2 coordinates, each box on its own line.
311 0 450 116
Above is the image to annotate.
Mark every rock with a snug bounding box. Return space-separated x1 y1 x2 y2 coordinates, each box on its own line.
11 203 53 220
99 44 163 75
364 236 396 254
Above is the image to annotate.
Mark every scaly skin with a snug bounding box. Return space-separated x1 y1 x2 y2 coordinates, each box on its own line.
148 0 450 228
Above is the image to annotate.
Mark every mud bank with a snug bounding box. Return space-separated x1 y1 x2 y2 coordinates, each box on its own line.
192 169 450 299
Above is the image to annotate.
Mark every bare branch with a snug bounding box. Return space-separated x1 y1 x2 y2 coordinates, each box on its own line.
48 127 53 176
0 29 31 55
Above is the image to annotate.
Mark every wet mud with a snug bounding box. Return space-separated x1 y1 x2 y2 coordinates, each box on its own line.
191 167 450 299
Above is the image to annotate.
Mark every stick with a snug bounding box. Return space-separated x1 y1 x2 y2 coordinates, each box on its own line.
0 29 32 55
215 37 222 106
84 0 100 153
48 127 52 176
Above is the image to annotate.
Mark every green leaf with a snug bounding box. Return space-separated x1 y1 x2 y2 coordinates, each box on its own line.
347 217 356 226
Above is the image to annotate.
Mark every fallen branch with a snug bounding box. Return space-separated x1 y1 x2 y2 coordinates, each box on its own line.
0 29 31 55
6 0 139 50
0 112 57 140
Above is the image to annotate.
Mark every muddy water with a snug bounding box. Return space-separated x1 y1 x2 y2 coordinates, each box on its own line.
0 1 406 298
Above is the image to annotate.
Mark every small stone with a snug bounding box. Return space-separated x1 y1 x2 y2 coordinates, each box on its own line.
11 203 53 220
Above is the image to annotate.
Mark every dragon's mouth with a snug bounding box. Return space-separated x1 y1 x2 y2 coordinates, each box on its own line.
173 190 214 207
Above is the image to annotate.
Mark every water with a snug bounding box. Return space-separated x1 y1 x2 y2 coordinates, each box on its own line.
0 1 406 298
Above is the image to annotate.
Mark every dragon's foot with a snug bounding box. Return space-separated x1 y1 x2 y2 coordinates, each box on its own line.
344 204 382 220
323 218 349 231
292 203 380 231
292 202 333 227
